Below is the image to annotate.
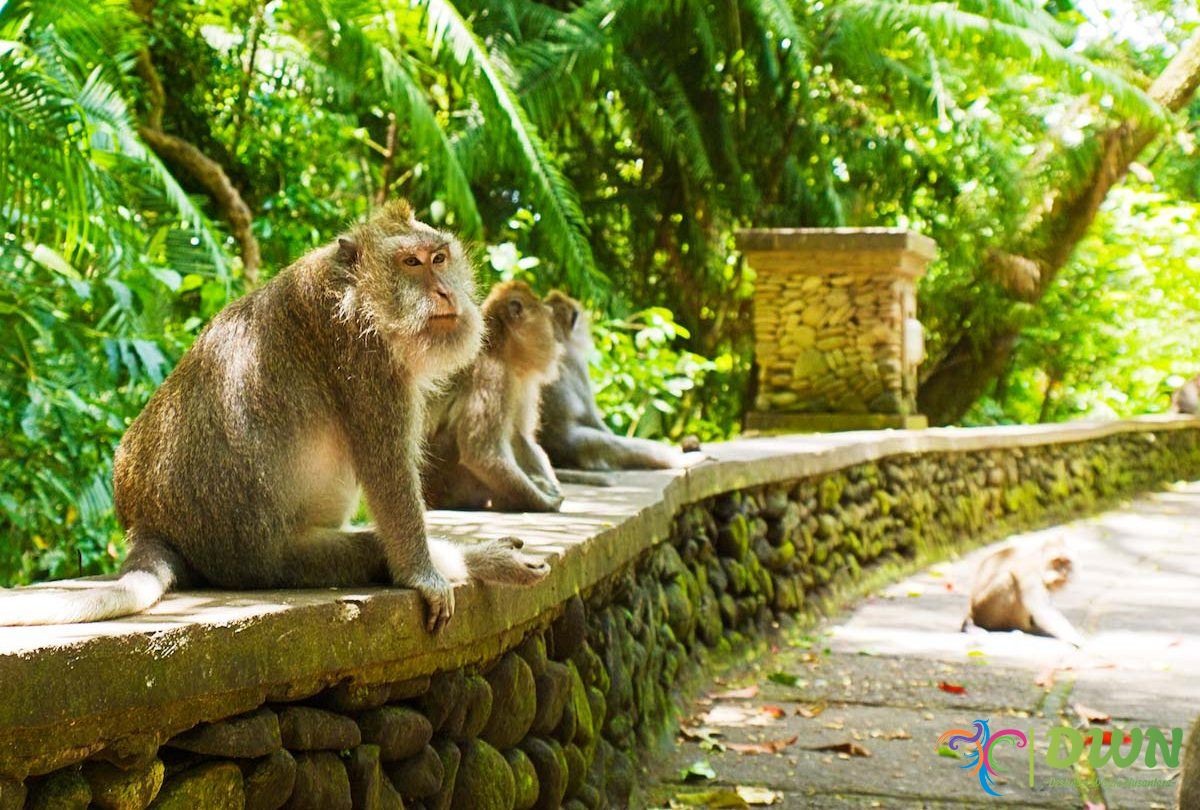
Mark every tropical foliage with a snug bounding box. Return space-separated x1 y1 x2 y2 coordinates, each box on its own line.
1 0 1197 583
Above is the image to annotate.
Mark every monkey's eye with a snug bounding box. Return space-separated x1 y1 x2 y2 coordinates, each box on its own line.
432 252 446 265
402 255 422 267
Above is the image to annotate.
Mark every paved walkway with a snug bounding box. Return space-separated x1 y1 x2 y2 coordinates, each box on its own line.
649 482 1200 809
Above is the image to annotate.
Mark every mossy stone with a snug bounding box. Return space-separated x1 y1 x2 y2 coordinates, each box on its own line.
520 737 567 810
243 748 296 810
278 707 361 751
481 652 537 751
530 660 572 736
167 708 281 759
27 768 90 810
148 762 243 810
358 706 434 761
450 739 514 810
427 738 461 810
385 744 443 799
84 757 164 810
283 752 351 810
504 748 538 810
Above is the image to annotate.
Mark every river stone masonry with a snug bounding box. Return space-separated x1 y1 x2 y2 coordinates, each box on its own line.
1 419 1199 809
738 228 936 432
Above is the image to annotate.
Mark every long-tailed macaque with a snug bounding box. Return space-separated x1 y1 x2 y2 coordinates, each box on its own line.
538 290 697 471
961 537 1084 647
422 280 566 512
1171 373 1200 415
1179 715 1200 810
0 202 548 631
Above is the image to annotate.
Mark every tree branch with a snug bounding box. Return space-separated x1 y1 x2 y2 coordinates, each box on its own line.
130 0 261 285
918 32 1200 424
139 126 262 285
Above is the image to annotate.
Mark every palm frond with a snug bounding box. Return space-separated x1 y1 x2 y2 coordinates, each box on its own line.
418 0 605 295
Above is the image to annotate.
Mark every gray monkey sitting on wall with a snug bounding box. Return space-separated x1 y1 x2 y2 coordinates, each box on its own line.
538 290 702 472
0 201 548 632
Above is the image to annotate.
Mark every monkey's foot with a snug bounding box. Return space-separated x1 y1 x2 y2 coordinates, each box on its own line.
466 537 550 586
400 570 455 633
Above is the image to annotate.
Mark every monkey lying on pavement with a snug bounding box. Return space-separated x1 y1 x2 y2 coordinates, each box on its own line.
538 290 702 472
422 281 568 512
0 201 547 631
961 537 1085 647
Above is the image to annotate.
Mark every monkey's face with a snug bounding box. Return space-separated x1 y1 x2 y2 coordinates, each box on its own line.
1042 554 1074 591
346 221 483 380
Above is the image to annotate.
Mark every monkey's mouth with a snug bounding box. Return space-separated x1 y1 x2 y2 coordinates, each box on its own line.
427 313 458 332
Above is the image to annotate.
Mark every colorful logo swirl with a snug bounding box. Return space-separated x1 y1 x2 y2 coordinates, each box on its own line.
936 720 1029 796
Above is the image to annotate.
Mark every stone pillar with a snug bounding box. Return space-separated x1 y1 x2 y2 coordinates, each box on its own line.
736 228 936 432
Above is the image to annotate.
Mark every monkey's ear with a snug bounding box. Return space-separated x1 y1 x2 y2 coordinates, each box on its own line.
507 298 525 320
337 237 361 266
569 308 579 329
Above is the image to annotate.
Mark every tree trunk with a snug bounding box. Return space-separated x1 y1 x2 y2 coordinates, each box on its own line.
919 33 1200 425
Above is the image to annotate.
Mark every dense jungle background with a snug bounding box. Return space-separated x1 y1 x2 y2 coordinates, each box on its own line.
2 0 1198 584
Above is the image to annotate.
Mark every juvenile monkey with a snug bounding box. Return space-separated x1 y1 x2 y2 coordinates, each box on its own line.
538 290 697 471
422 280 567 512
0 202 548 631
1170 373 1200 415
961 537 1084 647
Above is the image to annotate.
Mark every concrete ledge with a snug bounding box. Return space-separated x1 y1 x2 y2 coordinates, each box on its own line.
0 415 1197 780
734 228 939 262
745 411 929 432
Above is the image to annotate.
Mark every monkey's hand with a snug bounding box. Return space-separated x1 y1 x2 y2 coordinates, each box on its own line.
530 474 564 505
398 569 455 633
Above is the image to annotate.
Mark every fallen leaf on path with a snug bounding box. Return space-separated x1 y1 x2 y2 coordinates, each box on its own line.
735 786 782 805
726 736 798 754
708 685 759 700
1083 802 1107 810
680 726 725 749
1073 703 1111 724
937 681 967 695
1035 664 1074 688
822 720 845 730
937 746 961 759
795 704 825 718
869 728 912 741
768 672 806 688
761 705 786 719
680 759 717 781
807 741 872 758
701 705 780 727
670 788 747 808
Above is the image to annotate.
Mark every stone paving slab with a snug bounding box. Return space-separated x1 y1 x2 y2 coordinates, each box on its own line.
650 481 1200 809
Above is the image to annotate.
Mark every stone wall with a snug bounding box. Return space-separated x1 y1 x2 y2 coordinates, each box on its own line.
737 229 935 431
2 419 1200 810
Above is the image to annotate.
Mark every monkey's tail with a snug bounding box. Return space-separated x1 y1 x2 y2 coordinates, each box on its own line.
0 570 169 626
554 468 615 487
